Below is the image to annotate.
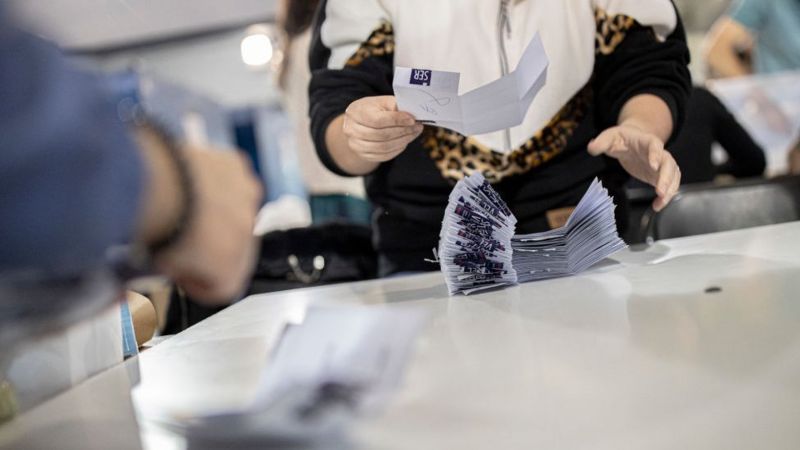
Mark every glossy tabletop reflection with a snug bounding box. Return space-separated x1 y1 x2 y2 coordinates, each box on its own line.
133 222 800 448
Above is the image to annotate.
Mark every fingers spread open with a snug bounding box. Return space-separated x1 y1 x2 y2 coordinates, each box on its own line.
589 128 630 157
648 139 664 172
653 156 680 212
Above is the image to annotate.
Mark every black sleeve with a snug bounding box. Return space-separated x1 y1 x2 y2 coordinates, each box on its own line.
702 88 767 178
592 3 692 144
307 3 394 176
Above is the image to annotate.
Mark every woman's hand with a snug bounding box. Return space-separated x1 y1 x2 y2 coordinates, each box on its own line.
343 96 424 163
588 123 681 212
326 96 423 175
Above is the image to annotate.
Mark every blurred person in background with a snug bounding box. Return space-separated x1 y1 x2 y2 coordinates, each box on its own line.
669 86 766 183
704 0 800 174
276 0 371 225
309 0 691 276
0 8 263 305
705 0 800 78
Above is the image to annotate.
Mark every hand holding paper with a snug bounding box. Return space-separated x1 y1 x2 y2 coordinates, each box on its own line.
342 96 424 163
394 33 549 139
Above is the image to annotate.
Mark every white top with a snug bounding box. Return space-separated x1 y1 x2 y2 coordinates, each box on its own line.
282 30 365 197
4 223 800 450
321 0 677 150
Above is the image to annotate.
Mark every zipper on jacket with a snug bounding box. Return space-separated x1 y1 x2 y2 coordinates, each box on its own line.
497 0 513 152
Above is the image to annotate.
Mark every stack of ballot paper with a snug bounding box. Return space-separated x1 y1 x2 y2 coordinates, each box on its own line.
438 172 518 295
185 306 427 449
439 174 626 295
511 179 627 283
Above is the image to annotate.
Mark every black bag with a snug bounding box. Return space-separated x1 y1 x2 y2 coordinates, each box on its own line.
162 223 377 334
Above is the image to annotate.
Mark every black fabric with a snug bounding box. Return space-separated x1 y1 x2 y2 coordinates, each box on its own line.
593 6 692 141
250 222 377 287
162 223 377 334
670 87 766 183
308 3 691 276
309 0 395 177
649 176 800 240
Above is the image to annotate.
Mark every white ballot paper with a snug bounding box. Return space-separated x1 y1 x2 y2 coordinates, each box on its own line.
186 306 427 449
252 306 427 410
394 33 548 138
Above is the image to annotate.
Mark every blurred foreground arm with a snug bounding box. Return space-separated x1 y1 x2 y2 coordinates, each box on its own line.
0 21 261 304
135 128 263 304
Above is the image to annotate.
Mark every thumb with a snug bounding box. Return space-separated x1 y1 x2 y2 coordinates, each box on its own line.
375 95 399 112
376 95 418 124
588 128 619 157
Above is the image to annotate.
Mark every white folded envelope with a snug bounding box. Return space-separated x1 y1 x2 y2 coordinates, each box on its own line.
394 33 548 140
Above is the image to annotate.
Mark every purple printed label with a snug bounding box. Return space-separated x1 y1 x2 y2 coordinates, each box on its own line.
410 69 432 86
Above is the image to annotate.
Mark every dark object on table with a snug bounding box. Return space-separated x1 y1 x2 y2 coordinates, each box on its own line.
162 223 377 333
640 175 800 241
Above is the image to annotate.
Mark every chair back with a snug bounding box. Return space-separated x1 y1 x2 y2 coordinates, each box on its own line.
642 176 800 241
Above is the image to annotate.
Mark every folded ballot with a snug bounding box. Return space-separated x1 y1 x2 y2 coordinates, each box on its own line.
439 174 627 295
394 33 548 139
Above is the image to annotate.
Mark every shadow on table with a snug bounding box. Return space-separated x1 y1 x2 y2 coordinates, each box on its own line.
353 275 450 305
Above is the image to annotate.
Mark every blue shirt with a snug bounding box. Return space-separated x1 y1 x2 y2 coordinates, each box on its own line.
730 0 800 74
0 12 145 277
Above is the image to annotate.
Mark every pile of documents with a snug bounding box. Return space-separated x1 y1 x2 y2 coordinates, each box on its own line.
438 172 518 295
439 174 626 295
511 179 627 283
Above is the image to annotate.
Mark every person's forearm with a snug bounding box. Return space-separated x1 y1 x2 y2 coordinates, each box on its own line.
617 94 673 143
325 115 380 176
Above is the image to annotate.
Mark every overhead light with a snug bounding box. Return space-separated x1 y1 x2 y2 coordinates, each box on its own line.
241 29 274 67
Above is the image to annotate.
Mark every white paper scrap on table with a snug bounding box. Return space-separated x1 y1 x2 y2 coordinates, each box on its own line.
393 32 548 139
252 305 428 411
186 305 428 449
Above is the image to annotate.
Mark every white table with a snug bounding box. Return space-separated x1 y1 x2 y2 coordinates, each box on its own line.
0 359 142 450
132 221 800 450
4 223 800 449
